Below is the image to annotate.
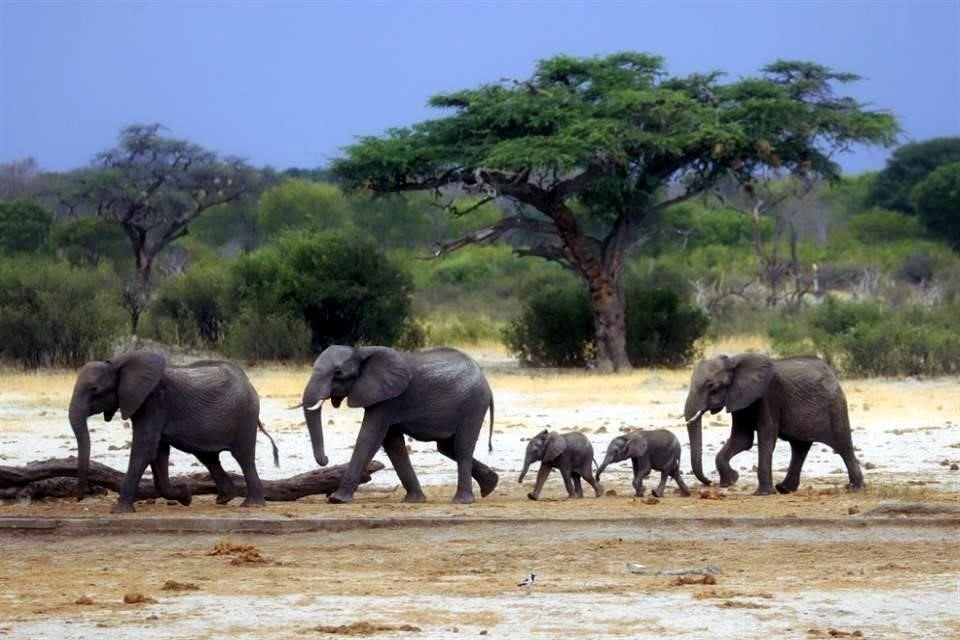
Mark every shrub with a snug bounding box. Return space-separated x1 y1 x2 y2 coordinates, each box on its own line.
223 309 312 362
501 283 594 367
502 276 709 368
770 296 960 376
625 283 709 367
144 263 230 348
911 160 960 249
897 251 935 284
0 198 53 255
847 208 924 244
0 257 125 367
228 230 421 353
51 216 128 269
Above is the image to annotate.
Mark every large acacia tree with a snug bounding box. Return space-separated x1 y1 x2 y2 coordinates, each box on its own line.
58 125 263 328
333 53 898 371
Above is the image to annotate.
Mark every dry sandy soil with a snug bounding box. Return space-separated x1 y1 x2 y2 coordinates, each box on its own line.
1 340 959 638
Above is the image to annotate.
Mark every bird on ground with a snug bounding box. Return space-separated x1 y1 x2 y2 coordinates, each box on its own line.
517 573 536 588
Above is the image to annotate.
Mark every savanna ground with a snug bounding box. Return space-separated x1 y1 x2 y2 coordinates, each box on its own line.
0 337 958 639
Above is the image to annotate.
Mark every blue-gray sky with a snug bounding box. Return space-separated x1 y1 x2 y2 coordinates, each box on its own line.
2 0 958 174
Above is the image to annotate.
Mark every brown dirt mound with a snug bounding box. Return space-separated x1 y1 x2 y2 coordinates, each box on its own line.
312 622 421 635
161 580 199 591
670 575 717 586
123 593 156 604
208 540 258 556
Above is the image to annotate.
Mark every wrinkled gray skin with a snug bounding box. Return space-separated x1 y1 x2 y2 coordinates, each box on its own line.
684 353 864 495
597 430 691 498
518 430 602 500
302 346 498 504
69 351 278 513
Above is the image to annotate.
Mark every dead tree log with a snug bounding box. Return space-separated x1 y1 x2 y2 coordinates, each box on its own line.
0 457 384 502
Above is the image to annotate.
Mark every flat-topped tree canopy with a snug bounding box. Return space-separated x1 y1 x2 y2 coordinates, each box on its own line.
333 52 898 372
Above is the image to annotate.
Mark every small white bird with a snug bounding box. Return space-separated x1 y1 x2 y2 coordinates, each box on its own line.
517 573 536 588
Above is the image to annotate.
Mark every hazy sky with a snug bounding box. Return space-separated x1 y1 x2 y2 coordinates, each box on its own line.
2 1 958 174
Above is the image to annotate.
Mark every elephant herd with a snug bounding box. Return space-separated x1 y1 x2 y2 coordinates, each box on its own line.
68 346 865 513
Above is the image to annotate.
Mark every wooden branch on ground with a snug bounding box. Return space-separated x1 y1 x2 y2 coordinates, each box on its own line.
0 457 384 502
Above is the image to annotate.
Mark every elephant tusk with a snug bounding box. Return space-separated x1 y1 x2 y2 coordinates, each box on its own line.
685 409 705 425
305 399 324 412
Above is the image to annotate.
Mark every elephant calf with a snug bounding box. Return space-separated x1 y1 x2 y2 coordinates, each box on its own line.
597 430 691 498
518 429 602 500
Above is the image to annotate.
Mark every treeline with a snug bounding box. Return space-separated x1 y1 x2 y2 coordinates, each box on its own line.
1 132 959 375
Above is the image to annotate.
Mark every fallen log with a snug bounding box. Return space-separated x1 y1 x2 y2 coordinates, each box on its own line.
0 457 384 502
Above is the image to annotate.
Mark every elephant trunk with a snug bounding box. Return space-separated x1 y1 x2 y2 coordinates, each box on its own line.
68 394 91 501
518 458 533 483
303 375 330 467
596 455 612 481
684 389 711 486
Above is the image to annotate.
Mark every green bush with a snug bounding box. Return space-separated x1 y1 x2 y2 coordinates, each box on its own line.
501 282 594 367
847 208 924 244
0 257 125 367
228 230 421 353
223 309 312 362
503 275 709 368
770 296 960 376
144 263 230 348
625 282 709 367
0 199 53 255
51 216 129 269
911 160 960 249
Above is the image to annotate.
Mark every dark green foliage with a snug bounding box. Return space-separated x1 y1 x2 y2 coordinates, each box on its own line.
846 208 924 244
501 282 595 367
190 202 258 251
145 263 230 348
0 198 52 255
227 230 420 353
868 137 960 213
911 161 960 249
50 216 129 268
0 258 125 367
897 251 935 284
625 283 709 367
223 309 312 362
503 276 709 368
770 296 960 376
656 203 772 251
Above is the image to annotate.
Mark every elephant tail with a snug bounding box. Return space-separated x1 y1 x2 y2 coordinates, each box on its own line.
488 396 495 453
259 420 280 467
592 457 599 476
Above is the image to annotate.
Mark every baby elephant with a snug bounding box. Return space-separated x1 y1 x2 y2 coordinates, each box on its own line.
518 429 602 500
597 430 691 498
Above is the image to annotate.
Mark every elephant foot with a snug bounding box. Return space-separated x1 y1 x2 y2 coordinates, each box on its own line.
452 490 475 504
177 486 192 506
718 470 739 487
594 485 604 498
215 485 239 505
526 492 539 501
651 489 664 498
240 497 266 508
567 493 582 500
110 502 135 514
775 481 798 495
328 490 354 504
846 482 865 492
752 486 776 496
403 491 427 503
478 470 499 498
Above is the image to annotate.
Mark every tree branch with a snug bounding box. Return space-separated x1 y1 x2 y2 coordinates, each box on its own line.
424 215 558 259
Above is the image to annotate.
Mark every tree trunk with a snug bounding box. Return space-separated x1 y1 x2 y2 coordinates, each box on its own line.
586 273 632 372
0 457 385 502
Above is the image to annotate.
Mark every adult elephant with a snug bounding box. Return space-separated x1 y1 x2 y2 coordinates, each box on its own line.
69 351 278 513
683 353 864 495
301 345 498 504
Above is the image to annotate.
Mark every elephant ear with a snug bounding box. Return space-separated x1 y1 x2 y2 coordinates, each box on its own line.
726 353 774 412
113 351 165 420
544 432 567 462
628 436 648 458
347 347 412 408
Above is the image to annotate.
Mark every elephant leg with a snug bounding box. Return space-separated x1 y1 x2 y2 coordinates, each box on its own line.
572 473 583 498
652 470 669 498
196 452 238 505
150 442 191 506
776 440 811 494
559 467 578 498
839 447 864 491
436 439 499 498
832 396 864 491
113 422 162 514
528 464 552 500
671 458 692 496
716 421 754 487
382 429 426 503
582 465 603 497
232 445 266 507
753 430 778 495
631 458 643 496
330 416 386 504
